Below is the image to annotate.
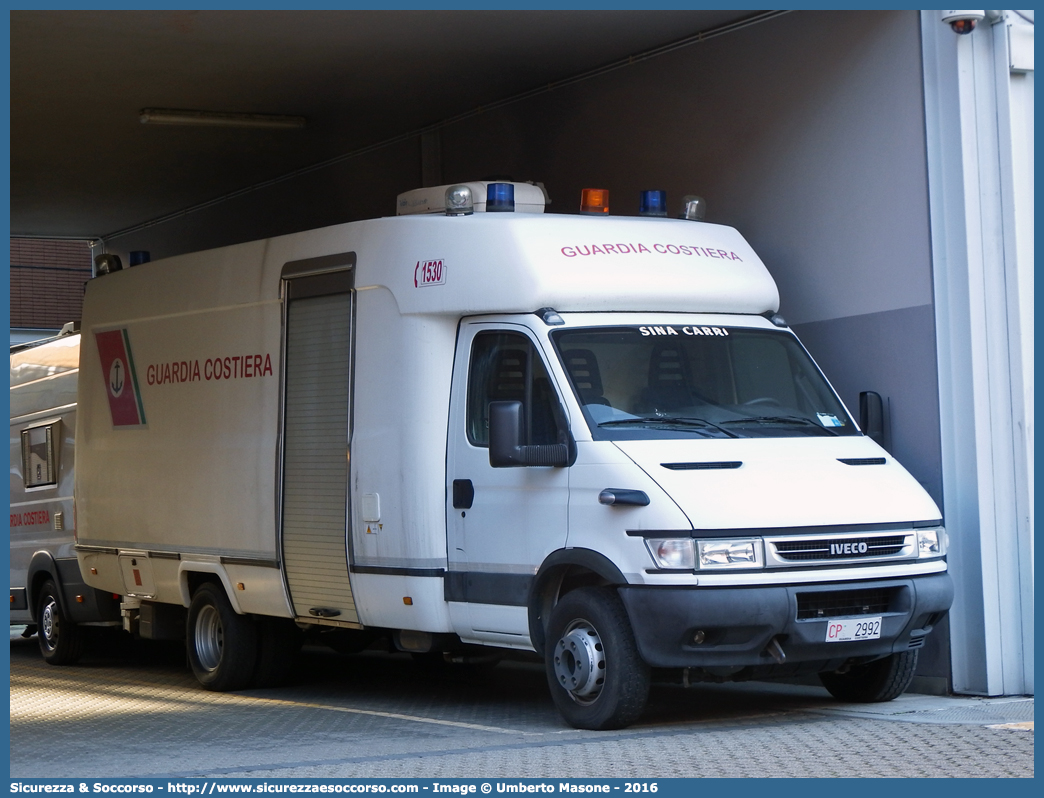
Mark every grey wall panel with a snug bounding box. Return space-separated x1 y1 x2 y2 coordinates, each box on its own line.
439 10 933 328
793 304 943 506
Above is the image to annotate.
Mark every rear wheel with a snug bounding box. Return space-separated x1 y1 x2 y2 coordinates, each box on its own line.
544 587 649 730
35 580 85 665
186 583 257 691
820 650 919 702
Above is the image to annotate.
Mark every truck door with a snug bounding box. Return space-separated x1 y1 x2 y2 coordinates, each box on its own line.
446 324 569 641
280 267 359 624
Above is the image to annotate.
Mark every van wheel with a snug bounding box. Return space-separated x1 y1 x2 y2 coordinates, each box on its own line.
186 583 258 691
252 617 302 688
820 650 919 702
35 580 85 665
545 587 649 730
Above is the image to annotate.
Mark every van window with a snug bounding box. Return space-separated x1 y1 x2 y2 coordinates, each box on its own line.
21 420 61 489
466 332 560 447
552 326 858 439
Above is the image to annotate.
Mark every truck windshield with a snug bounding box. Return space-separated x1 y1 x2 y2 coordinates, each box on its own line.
550 325 858 440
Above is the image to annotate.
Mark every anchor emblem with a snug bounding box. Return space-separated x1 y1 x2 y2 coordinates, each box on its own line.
109 358 125 398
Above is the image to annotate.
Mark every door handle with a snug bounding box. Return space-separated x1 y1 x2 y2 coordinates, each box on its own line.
452 479 474 509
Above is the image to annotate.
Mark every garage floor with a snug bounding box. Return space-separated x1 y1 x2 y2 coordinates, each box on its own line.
9 628 1033 779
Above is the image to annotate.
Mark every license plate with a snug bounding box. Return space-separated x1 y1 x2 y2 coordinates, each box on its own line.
825 617 882 642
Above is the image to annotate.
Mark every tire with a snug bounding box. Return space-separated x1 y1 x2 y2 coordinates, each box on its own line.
35 579 85 665
820 650 919 703
252 617 302 689
186 583 258 691
544 587 650 730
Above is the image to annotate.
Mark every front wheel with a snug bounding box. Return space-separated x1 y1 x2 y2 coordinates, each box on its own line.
544 587 650 730
35 579 85 665
820 650 919 702
186 583 258 691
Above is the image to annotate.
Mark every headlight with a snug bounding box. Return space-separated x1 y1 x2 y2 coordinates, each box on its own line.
917 527 946 558
645 538 695 570
697 538 764 569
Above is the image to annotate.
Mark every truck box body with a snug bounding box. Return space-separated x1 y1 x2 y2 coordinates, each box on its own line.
75 215 779 624
75 191 951 728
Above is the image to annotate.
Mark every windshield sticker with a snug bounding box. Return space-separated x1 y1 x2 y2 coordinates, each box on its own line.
817 413 845 428
561 243 743 261
639 325 729 337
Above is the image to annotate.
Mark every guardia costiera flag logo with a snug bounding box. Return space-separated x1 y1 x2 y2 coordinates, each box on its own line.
95 329 146 427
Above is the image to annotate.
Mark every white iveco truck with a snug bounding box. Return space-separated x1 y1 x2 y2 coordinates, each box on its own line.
75 181 952 729
10 328 121 663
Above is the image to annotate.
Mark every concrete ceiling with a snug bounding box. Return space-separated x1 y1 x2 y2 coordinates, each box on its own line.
11 9 759 240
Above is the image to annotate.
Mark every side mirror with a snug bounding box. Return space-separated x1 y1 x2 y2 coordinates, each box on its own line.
859 391 886 449
488 400 574 468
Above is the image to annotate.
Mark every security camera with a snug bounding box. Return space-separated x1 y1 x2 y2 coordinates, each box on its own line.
941 10 986 34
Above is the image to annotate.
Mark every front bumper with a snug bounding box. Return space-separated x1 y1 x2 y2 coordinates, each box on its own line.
618 572 953 669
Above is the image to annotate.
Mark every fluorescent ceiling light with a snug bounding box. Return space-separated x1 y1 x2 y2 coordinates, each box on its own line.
139 108 306 129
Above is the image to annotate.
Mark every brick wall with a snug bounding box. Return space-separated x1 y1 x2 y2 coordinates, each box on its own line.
10 238 92 329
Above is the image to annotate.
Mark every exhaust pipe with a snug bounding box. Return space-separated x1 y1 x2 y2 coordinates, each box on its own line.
765 637 787 665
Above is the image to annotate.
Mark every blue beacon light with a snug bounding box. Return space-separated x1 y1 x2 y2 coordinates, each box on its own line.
639 190 668 217
486 183 515 212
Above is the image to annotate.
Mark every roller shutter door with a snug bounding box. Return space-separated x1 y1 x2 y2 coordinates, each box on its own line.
281 290 357 622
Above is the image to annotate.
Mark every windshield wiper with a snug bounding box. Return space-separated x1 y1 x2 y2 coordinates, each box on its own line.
599 416 738 438
720 415 840 436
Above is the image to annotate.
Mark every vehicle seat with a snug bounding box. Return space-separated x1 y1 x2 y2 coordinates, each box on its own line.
562 349 609 406
487 347 557 445
489 348 528 402
639 343 694 412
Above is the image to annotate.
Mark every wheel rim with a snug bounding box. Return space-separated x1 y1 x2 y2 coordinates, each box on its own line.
552 618 606 704
40 599 58 651
194 604 224 672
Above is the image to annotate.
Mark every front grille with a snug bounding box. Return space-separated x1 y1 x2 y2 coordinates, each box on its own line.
773 535 908 561
796 587 897 619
